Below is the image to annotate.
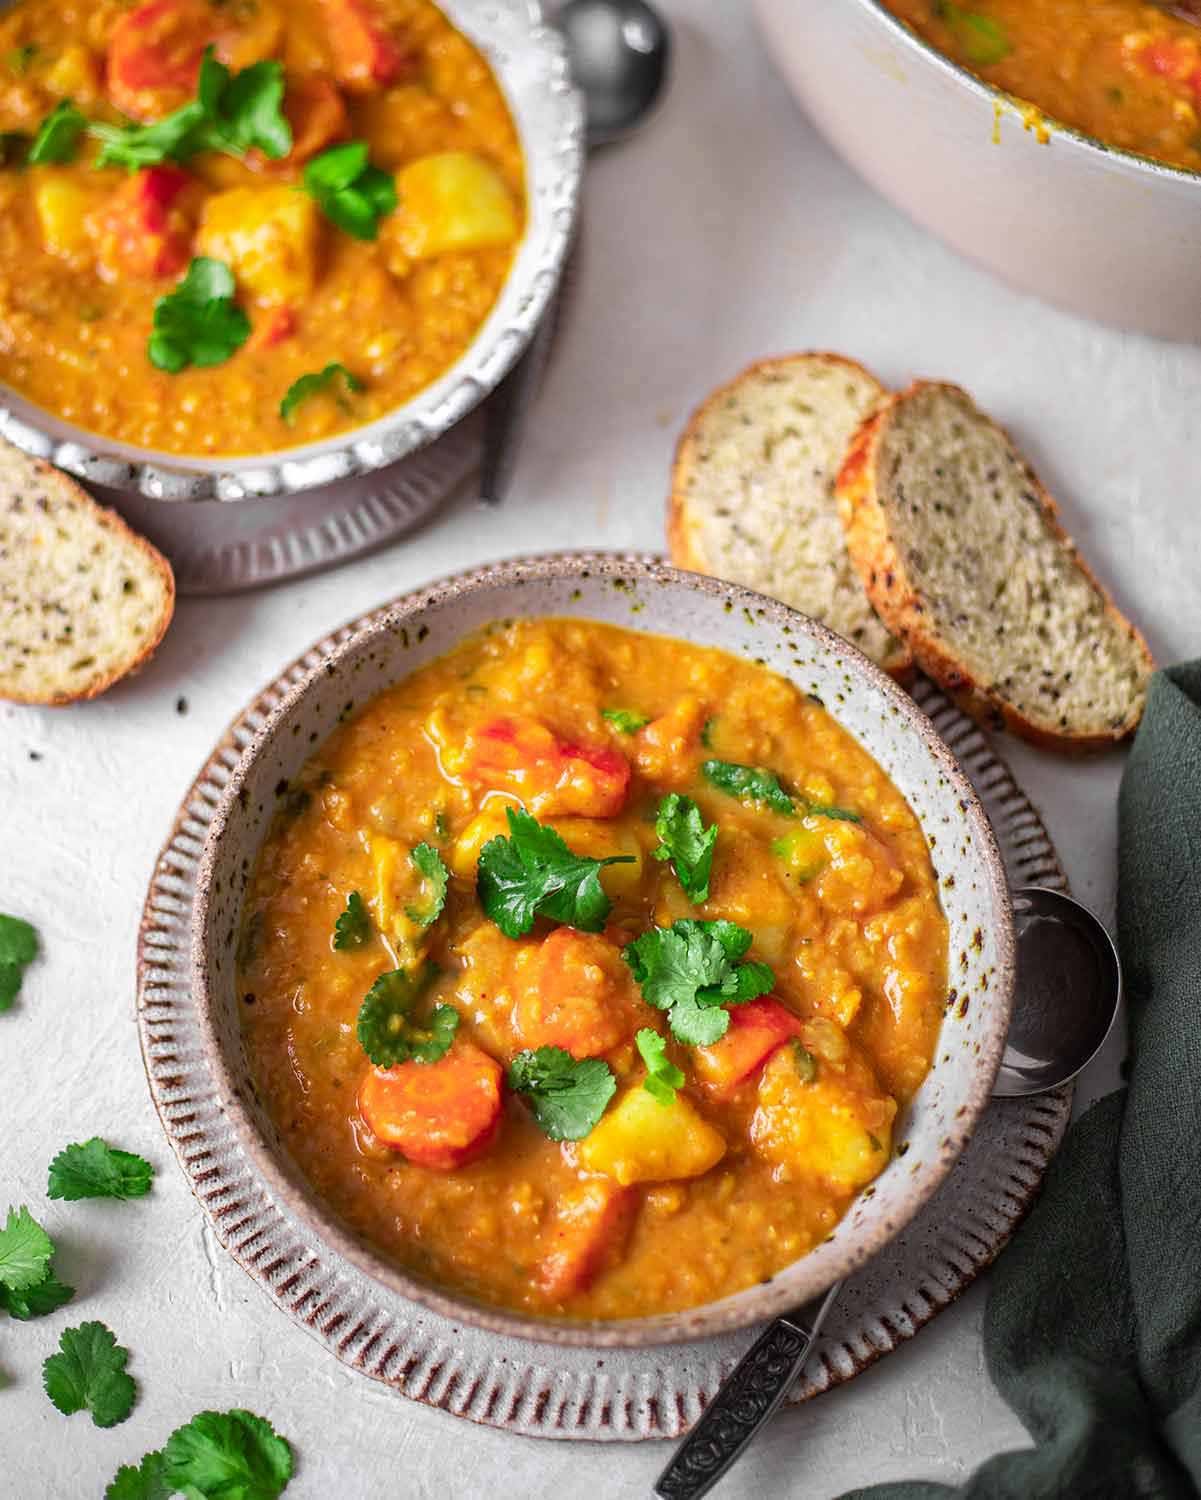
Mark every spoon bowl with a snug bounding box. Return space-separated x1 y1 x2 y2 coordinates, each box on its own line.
558 0 671 146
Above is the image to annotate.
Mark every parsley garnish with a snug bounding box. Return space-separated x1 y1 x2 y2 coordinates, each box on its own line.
28 100 87 164
91 100 205 171
43 1320 137 1428
508 1047 616 1140
623 920 774 1046
356 965 459 1066
653 793 717 903
159 1408 293 1499
602 708 649 734
806 801 861 823
105 1451 170 1500
279 362 364 425
635 1028 684 1105
303 141 396 240
0 1268 75 1320
148 257 250 373
332 891 370 951
0 1203 52 1290
702 759 795 815
0 911 37 1011
405 842 449 928
477 807 634 938
48 1138 154 1201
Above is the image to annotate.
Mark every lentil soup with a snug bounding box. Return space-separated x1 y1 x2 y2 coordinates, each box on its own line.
238 619 949 1320
0 0 524 455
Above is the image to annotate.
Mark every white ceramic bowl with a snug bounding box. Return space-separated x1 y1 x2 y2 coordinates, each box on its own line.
0 0 583 500
188 553 1016 1347
752 0 1201 342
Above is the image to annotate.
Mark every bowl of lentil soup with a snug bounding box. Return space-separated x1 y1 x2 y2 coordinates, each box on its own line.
0 0 581 499
752 0 1201 341
189 554 1015 1345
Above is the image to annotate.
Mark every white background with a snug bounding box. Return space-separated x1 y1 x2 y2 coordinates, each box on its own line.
4 0 1201 1494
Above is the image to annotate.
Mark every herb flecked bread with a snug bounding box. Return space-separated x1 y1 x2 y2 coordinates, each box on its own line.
668 353 911 675
836 381 1154 749
0 442 175 705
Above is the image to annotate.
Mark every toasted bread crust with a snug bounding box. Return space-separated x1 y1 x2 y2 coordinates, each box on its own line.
668 352 913 680
836 381 1154 751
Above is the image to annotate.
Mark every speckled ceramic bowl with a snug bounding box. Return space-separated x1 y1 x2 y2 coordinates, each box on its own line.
0 0 583 502
190 553 1016 1348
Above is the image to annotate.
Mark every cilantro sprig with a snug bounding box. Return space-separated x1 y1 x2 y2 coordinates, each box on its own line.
623 919 774 1046
635 1029 684 1105
602 708 649 734
356 964 459 1066
149 257 250 373
333 891 370 951
280 362 364 425
108 1408 293 1500
0 911 37 1011
43 1320 137 1428
477 807 634 938
48 1139 154 1201
29 100 87 164
508 1047 616 1141
702 759 861 823
406 842 449 928
303 141 396 240
653 793 717 904
0 1204 75 1320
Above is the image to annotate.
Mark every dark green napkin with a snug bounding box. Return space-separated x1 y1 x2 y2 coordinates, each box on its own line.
842 663 1201 1500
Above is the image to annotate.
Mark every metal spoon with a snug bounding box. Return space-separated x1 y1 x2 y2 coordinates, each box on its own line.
478 0 671 505
653 886 1122 1500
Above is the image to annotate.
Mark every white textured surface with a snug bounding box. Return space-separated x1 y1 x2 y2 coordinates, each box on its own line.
2 0 1200 1494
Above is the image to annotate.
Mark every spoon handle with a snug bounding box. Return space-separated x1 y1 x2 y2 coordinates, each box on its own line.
652 1283 841 1500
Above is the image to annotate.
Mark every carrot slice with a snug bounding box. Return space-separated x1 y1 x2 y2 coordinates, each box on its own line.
692 998 802 1096
460 716 631 819
537 1180 636 1300
93 165 196 281
358 1041 503 1169
106 0 215 119
515 928 634 1058
316 0 413 92
251 74 349 171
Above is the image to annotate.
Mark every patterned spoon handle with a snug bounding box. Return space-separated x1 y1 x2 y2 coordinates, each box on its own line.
652 1283 842 1500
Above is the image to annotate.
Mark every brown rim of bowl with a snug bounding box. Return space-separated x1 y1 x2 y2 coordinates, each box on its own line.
187 550 1017 1348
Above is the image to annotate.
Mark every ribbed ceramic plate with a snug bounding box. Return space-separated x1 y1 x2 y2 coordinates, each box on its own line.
137 599 1070 1440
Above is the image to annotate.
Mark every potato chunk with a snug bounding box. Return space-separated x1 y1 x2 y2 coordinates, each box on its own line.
388 151 519 262
578 1087 726 1186
196 186 321 306
33 173 100 266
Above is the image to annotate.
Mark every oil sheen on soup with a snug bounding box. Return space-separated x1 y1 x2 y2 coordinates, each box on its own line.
238 619 950 1320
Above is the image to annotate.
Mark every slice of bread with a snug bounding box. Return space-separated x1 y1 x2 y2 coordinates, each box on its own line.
0 442 175 705
836 381 1153 749
668 353 911 675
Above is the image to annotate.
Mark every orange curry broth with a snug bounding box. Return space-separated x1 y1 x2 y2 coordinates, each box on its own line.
0 0 524 455
237 619 949 1320
884 0 1201 172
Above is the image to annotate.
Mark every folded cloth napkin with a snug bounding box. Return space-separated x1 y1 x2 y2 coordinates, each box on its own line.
843 662 1201 1500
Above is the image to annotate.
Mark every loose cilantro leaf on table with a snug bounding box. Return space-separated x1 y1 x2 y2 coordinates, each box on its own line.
623 920 774 1046
48 1138 154 1201
653 793 717 903
602 708 649 734
0 912 37 1011
702 759 795 815
356 964 459 1066
477 807 634 938
43 1320 136 1427
29 100 87 164
161 1408 293 1500
0 1204 53 1291
303 141 397 240
405 842 449 928
635 1028 684 1105
0 1268 75 1320
508 1047 616 1141
332 891 370 951
148 256 250 373
280 362 364 424
105 1451 171 1500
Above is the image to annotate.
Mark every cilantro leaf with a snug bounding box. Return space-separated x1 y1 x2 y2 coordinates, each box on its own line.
29 100 87 164
806 801 861 824
0 1204 53 1291
42 1320 136 1427
48 1138 154 1201
635 1028 684 1105
405 842 449 928
303 141 397 240
0 912 37 1012
90 100 206 170
162 1408 293 1500
356 964 458 1066
623 920 774 1046
332 891 370 951
148 256 250 373
508 1047 616 1141
0 1267 75 1320
477 807 634 938
105 1452 170 1500
653 793 717 903
602 708 649 734
279 362 364 425
702 759 795 815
